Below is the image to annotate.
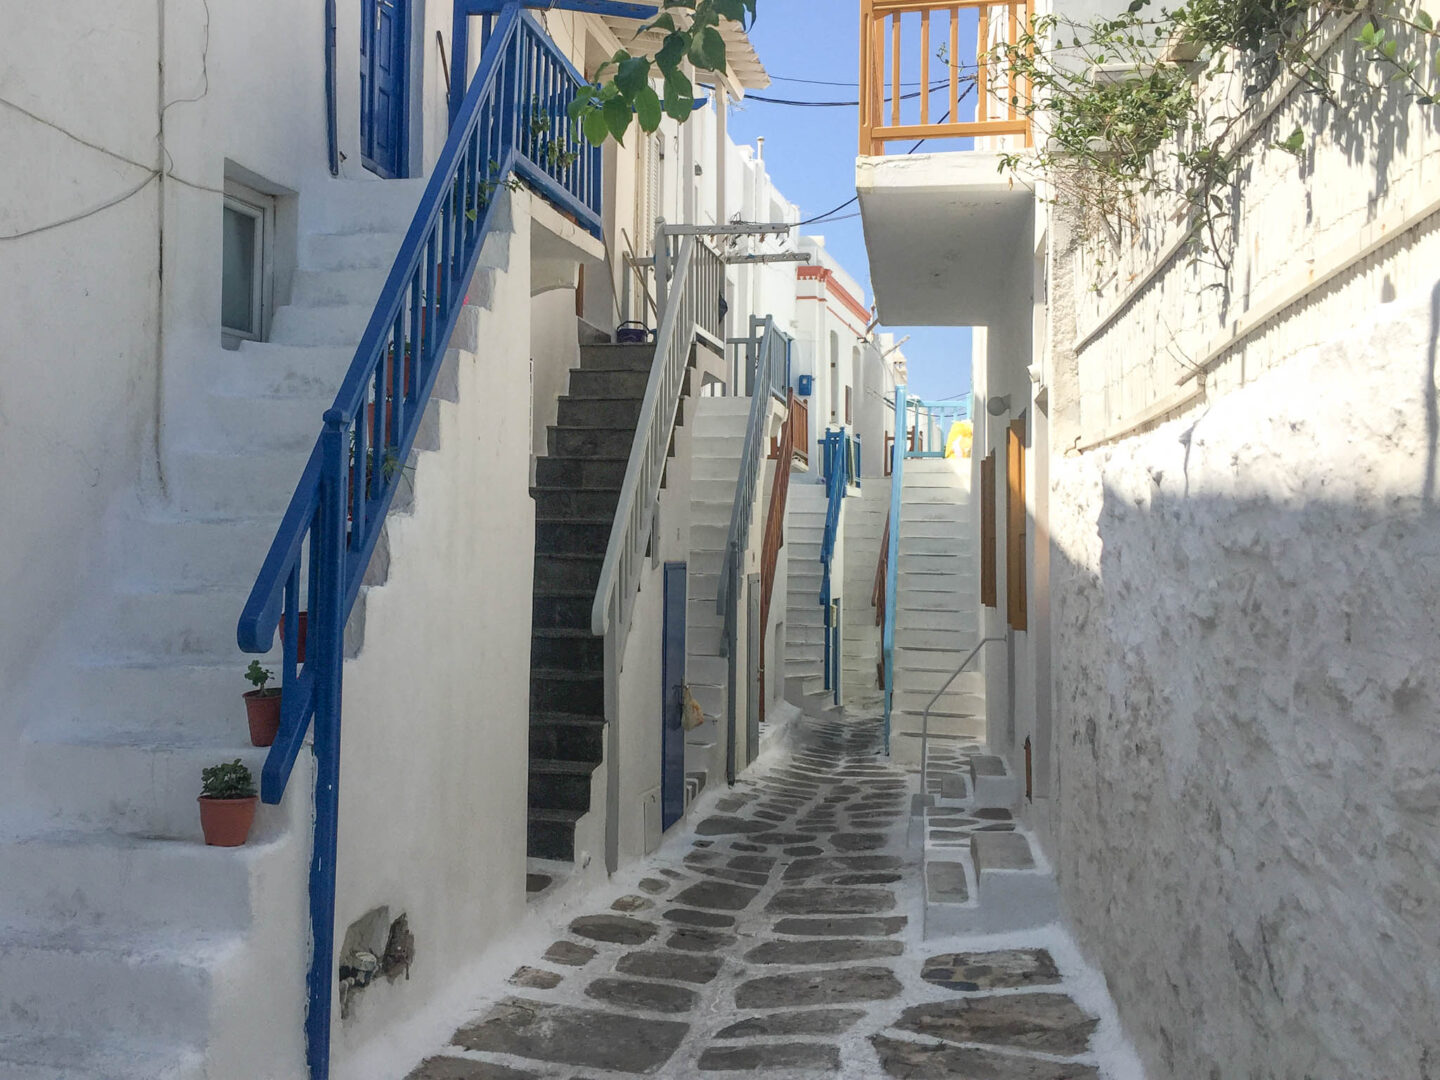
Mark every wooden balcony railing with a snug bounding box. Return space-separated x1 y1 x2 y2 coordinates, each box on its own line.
859 0 1034 155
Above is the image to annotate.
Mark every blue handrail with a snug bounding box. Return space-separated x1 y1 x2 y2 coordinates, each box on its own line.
882 387 906 749
818 427 858 704
235 8 600 1078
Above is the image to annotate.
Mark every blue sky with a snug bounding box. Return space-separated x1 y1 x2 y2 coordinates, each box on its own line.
724 0 974 403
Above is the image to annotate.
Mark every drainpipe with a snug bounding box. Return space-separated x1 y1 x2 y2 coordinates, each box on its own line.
714 87 727 223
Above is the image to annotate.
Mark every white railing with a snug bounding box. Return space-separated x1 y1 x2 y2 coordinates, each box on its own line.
591 225 725 648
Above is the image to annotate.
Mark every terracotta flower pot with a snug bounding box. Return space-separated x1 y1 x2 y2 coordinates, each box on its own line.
278 611 307 664
198 795 258 847
243 689 282 747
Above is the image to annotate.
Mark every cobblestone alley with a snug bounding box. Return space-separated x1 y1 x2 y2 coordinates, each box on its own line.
399 706 1142 1079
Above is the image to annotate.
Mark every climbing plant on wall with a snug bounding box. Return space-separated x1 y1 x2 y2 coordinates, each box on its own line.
991 0 1440 265
569 0 757 143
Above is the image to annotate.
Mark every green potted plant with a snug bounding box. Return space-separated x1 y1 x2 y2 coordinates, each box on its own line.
198 759 258 847
243 660 281 747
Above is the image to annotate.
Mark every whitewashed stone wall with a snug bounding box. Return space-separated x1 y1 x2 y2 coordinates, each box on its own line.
1065 22 1440 445
1048 273 1440 1078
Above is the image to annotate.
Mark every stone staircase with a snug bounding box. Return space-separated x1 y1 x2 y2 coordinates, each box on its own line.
0 180 518 1077
915 742 1055 938
685 397 751 788
889 457 982 768
841 477 890 703
527 342 658 862
783 481 830 700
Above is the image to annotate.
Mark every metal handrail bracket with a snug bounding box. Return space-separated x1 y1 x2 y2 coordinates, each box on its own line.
919 636 1006 799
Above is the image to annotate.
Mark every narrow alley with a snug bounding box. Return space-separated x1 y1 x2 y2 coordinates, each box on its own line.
399 706 1140 1079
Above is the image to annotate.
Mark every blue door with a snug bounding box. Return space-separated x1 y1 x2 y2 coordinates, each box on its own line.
361 0 409 178
662 563 687 830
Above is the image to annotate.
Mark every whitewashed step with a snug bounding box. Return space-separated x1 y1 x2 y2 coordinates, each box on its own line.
897 591 976 613
898 535 968 556
893 668 986 694
893 688 984 716
16 732 283 841
163 449 313 516
111 514 281 591
307 179 428 232
301 230 406 272
688 655 726 686
0 926 235 1043
0 1035 205 1080
694 457 743 481
290 266 391 309
268 303 373 347
899 520 966 539
74 587 266 662
0 826 266 935
896 608 978 634
210 342 355 398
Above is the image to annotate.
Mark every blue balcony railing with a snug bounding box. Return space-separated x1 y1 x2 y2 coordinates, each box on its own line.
819 427 860 704
236 7 599 1077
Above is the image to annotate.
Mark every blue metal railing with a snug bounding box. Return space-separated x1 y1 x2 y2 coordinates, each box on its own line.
235 8 599 1077
902 393 971 458
717 315 790 781
882 387 907 749
819 427 860 704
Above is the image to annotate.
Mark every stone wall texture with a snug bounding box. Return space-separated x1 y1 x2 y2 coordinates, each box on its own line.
1048 275 1440 1079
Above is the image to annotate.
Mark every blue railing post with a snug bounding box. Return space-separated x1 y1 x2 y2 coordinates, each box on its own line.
305 411 349 1080
883 387 906 751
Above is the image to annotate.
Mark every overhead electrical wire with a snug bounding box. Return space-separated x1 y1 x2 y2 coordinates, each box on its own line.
779 81 976 229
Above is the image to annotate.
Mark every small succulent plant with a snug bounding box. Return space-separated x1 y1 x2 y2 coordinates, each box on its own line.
201 759 257 801
245 660 280 697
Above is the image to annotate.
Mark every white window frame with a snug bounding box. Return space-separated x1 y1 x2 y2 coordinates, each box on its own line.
221 180 275 348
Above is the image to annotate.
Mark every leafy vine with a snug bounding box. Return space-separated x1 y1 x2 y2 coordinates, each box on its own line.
990 0 1440 269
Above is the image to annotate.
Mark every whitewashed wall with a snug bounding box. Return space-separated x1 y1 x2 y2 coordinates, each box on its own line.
332 199 533 1068
1049 271 1440 1077
1043 20 1440 1077
0 0 162 752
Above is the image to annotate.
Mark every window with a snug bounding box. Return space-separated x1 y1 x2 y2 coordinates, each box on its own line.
221 181 274 347
1006 419 1027 630
981 452 997 608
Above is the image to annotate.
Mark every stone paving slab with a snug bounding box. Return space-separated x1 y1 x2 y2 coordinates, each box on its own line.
698 1042 842 1071
972 830 1035 871
871 1035 1101 1079
921 948 1062 991
455 998 688 1072
893 994 1098 1055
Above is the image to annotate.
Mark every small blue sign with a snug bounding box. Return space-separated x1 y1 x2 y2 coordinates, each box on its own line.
797 374 813 397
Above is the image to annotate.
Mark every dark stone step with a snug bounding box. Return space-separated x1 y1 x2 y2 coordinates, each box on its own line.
569 368 650 398
532 667 604 715
529 757 600 812
536 519 612 557
533 592 591 631
557 396 644 429
532 487 621 521
528 807 584 861
530 711 607 762
535 553 603 594
549 425 635 459
579 343 655 372
531 627 604 669
535 455 629 490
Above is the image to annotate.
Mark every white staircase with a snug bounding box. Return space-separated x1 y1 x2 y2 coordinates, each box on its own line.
889 456 982 768
783 481 830 700
685 398 750 787
0 181 518 1078
840 477 890 704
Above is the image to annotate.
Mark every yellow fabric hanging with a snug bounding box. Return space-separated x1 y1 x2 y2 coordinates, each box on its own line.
946 420 973 459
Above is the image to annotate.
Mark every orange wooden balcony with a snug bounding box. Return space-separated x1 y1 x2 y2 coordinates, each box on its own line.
859 0 1034 155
